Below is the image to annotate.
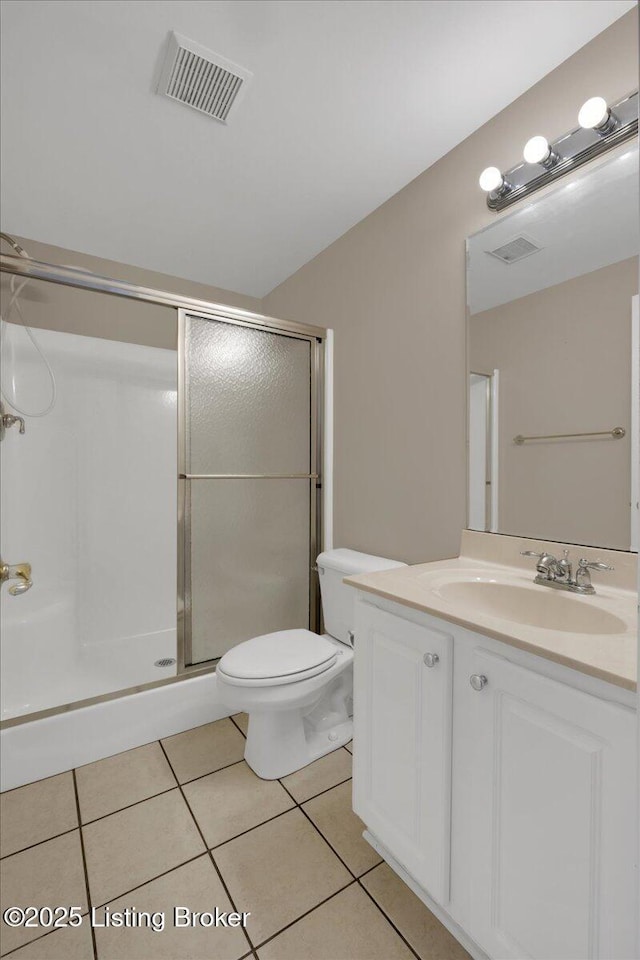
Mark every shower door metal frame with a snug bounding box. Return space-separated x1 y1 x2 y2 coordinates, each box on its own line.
176 308 323 671
0 252 326 726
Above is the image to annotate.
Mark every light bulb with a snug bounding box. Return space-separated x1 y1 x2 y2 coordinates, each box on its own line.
479 166 504 192
523 135 551 165
578 96 609 130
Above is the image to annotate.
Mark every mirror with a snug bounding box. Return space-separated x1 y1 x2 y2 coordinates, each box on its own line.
467 146 639 551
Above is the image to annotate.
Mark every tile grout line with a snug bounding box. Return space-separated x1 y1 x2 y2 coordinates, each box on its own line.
72 769 98 960
251 879 357 952
0 824 79 862
357 878 423 960
229 715 247 739
209 806 296 852
157 738 258 960
0 909 93 959
0 769 79 797
183 755 246 779
161 753 247 788
284 771 353 805
92 852 206 910
276 778 358 881
356 859 384 881
81 784 177 828
208 849 257 960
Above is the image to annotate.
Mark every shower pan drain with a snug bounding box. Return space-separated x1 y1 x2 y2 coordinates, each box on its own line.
154 657 177 668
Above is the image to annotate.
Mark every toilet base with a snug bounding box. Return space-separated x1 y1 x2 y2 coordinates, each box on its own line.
244 710 352 779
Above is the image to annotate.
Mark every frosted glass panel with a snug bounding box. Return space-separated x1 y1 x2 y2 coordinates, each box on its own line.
187 317 311 474
189 480 310 663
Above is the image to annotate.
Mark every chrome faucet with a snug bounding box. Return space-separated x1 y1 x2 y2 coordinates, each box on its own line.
521 549 612 595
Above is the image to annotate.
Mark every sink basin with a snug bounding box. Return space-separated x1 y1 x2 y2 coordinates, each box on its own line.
434 580 627 635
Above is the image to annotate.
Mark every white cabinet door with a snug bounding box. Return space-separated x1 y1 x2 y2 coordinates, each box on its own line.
463 647 637 960
352 599 453 904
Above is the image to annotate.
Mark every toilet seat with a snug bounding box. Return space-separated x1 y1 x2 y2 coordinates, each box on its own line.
217 629 338 687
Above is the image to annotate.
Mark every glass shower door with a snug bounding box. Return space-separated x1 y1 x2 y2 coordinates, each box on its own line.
181 313 320 665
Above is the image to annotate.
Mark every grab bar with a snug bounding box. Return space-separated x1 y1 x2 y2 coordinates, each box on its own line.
513 427 625 445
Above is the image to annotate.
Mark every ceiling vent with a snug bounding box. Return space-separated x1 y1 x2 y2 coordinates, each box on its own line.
157 32 252 123
487 236 541 264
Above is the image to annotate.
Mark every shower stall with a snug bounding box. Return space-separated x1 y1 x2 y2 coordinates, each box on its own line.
0 251 326 787
1 322 178 719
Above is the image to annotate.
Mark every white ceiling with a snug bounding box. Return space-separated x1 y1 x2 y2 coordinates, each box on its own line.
0 0 634 298
468 147 639 314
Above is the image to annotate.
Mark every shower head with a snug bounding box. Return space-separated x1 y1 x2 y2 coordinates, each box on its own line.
0 232 30 258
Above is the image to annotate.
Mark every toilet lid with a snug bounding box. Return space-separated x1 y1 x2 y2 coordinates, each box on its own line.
217 629 337 685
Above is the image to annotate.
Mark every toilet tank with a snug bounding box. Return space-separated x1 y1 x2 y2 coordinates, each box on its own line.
316 548 406 646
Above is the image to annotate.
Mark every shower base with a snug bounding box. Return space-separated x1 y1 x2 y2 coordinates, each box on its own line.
0 672 229 791
1 623 178 722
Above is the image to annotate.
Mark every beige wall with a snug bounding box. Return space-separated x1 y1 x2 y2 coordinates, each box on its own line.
470 257 638 550
1 236 262 350
263 10 638 564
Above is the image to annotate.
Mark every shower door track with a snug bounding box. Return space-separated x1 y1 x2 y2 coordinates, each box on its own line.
0 254 325 339
0 254 326 727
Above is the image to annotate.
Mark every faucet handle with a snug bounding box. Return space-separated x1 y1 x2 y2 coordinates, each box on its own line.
521 550 544 558
1 560 33 595
578 558 614 572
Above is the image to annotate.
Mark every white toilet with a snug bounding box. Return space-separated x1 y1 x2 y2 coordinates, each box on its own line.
216 548 406 779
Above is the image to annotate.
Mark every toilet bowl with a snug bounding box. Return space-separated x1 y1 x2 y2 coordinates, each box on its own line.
216 549 406 779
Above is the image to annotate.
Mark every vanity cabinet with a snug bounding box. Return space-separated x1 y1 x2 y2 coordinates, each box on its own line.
352 599 453 905
456 645 637 960
352 595 638 960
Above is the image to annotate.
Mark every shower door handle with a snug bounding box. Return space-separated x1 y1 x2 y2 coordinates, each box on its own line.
0 560 33 595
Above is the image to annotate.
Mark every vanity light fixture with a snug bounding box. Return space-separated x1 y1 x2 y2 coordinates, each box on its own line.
578 96 618 134
481 90 637 211
479 166 508 194
522 135 557 169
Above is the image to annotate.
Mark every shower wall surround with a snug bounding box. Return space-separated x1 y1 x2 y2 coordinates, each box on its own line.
1 326 177 719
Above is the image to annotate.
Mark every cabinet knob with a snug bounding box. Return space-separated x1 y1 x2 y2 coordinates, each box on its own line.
423 652 439 668
469 674 488 691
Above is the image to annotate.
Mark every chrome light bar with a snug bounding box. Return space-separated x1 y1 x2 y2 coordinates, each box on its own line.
481 90 637 212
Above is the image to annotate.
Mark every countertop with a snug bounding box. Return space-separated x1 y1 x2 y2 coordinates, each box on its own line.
344 554 638 691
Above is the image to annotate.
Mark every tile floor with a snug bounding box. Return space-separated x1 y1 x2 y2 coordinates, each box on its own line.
0 716 470 960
